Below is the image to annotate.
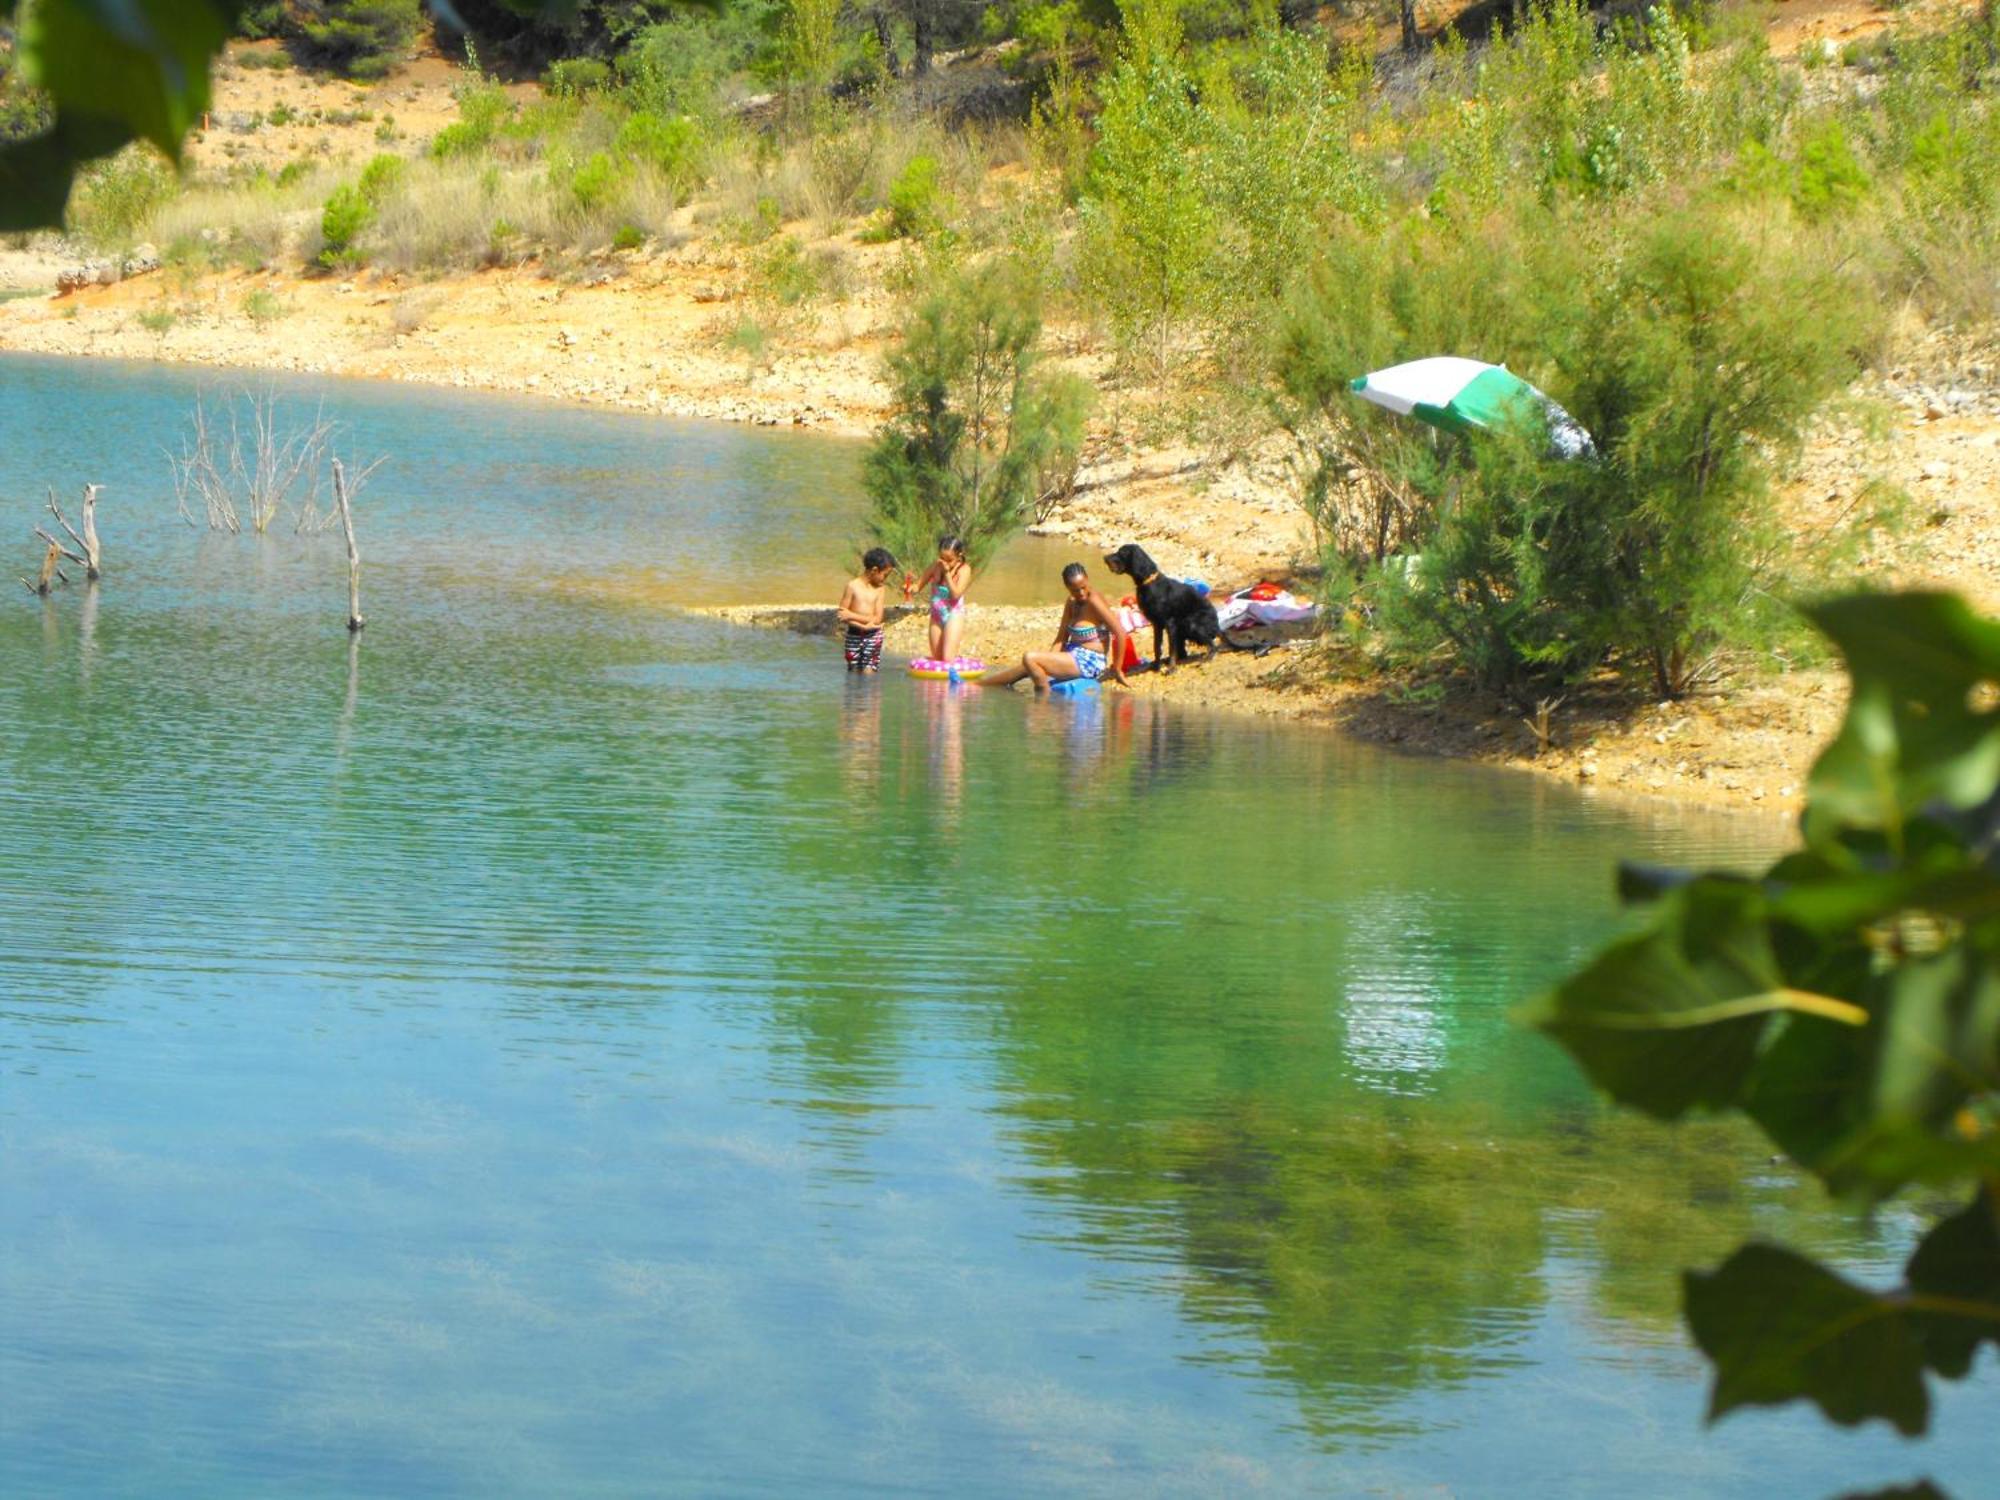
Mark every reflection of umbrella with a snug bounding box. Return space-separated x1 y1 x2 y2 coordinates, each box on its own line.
1350 356 1595 459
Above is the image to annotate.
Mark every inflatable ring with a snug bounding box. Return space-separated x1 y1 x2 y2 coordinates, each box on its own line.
908 657 987 680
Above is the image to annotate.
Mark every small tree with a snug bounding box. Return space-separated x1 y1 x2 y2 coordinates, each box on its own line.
1077 53 1214 379
863 260 1089 570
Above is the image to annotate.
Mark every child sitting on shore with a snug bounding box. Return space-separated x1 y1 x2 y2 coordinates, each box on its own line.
837 547 897 672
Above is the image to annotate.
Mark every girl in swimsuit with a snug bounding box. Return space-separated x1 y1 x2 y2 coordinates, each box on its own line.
979 562 1131 692
903 535 974 664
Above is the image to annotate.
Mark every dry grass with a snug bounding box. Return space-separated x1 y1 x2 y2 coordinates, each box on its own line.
146 170 342 267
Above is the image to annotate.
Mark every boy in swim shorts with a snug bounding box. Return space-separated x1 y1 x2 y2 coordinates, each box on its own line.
837 548 896 672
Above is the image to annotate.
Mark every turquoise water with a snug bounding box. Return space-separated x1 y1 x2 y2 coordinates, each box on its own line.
1 354 1989 1497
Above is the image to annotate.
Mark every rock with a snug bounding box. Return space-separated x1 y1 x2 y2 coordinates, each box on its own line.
122 243 160 277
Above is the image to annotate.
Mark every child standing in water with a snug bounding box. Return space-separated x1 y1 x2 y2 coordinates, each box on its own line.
837 547 897 673
903 535 973 664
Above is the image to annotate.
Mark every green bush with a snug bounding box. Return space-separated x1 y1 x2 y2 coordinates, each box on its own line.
1369 210 1875 700
357 152 406 204
563 151 624 213
1794 119 1872 220
430 70 513 160
544 58 613 97
319 183 373 265
67 148 175 247
1 47 53 145
863 259 1082 569
885 154 943 239
291 0 421 81
615 110 700 182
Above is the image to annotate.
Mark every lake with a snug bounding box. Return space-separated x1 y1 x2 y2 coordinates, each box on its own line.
0 353 1988 1497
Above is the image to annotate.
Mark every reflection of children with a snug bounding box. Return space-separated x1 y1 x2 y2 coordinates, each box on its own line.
902 535 973 663
838 547 896 673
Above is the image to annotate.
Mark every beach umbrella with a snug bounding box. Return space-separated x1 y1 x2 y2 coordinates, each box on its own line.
1350 356 1596 459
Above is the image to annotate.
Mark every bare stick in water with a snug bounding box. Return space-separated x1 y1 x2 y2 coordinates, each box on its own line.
333 458 363 632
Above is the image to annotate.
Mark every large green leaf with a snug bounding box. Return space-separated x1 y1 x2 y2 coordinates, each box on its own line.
1907 1191 2000 1379
1873 946 2000 1126
18 0 237 159
1526 880 1818 1119
1742 996 1874 1187
1684 1243 1930 1435
1805 593 2000 843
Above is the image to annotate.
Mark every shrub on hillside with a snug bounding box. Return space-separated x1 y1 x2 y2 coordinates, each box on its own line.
544 58 613 97
319 184 373 265
885 154 943 239
291 0 422 80
68 148 175 248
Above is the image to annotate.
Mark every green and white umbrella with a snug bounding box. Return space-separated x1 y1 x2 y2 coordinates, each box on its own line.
1350 356 1595 459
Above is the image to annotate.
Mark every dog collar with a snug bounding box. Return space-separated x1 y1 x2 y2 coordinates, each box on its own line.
1139 572 1159 586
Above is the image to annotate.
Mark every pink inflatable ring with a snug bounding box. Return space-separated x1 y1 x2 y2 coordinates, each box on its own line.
907 657 987 680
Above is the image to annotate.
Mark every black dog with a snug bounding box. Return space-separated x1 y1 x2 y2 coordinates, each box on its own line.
1102 543 1251 670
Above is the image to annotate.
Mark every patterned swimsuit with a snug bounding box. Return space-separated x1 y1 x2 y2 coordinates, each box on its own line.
1067 619 1107 680
844 625 884 671
930 580 962 625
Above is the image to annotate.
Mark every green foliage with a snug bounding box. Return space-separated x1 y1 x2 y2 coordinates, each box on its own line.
610 221 644 250
614 108 699 186
1 0 234 229
618 1 779 119
1277 204 1873 699
357 151 405 203
240 286 287 326
66 145 175 247
561 148 625 211
290 0 421 80
318 180 372 264
135 304 177 338
1794 119 1872 220
1528 589 2000 1498
1079 54 1213 376
0 42 54 145
777 0 840 99
863 259 1084 570
884 153 942 239
430 66 514 159
544 57 614 97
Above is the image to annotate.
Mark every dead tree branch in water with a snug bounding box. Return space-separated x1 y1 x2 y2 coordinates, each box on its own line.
47 484 101 579
168 388 340 535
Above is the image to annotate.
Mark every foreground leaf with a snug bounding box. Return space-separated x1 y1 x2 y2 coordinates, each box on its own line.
1684 1243 1929 1435
1907 1190 2000 1379
1805 593 2000 843
1526 880 1826 1119
19 0 235 161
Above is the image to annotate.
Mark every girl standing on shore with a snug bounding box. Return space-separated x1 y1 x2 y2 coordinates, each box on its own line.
904 536 973 664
